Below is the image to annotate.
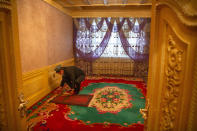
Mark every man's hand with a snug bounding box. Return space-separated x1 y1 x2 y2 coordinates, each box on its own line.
64 85 72 92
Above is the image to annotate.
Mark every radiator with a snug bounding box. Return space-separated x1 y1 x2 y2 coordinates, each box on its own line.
92 57 134 76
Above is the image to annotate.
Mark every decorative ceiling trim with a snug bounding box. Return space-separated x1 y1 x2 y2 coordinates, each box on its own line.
43 0 152 18
42 0 71 16
60 3 152 7
71 9 151 18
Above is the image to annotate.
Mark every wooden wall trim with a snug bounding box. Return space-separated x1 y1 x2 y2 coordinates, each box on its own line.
21 58 74 108
22 58 74 77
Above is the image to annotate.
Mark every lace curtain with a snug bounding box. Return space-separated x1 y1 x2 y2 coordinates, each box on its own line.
73 17 150 79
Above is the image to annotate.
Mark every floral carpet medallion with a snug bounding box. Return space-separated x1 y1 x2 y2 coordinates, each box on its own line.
67 82 145 127
89 86 132 114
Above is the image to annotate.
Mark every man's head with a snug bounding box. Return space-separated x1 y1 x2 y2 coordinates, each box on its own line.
54 65 64 75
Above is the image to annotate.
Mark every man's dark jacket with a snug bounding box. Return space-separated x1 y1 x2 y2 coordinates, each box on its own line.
60 66 85 89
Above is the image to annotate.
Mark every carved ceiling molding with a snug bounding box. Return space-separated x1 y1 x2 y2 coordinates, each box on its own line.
0 0 11 10
155 0 197 26
160 35 183 130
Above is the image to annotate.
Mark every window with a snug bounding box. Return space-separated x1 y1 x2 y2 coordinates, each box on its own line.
75 18 149 58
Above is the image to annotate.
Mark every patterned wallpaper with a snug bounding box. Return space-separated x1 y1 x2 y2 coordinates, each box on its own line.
17 0 73 73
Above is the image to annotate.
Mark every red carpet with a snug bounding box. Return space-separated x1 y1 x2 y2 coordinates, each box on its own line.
32 104 144 131
27 77 146 131
51 95 93 107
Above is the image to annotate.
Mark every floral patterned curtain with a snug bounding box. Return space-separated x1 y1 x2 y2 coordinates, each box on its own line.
73 17 150 79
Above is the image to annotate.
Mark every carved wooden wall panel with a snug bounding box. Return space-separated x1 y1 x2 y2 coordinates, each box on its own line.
147 1 197 130
159 25 187 130
156 5 197 130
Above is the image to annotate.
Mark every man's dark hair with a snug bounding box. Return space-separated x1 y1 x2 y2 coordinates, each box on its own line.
54 65 62 73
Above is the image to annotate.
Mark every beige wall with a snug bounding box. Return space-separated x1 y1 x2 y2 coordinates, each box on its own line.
17 0 73 73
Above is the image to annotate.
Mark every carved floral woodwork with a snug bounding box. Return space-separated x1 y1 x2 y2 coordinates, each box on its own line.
160 35 183 130
0 0 11 10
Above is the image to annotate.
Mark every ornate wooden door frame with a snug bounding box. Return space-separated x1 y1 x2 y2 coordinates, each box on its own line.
0 0 27 130
147 0 197 131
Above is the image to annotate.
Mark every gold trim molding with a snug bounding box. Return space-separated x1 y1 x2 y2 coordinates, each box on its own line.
187 49 197 130
160 35 183 130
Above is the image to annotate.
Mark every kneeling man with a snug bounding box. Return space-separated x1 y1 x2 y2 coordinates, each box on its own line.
55 65 85 94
